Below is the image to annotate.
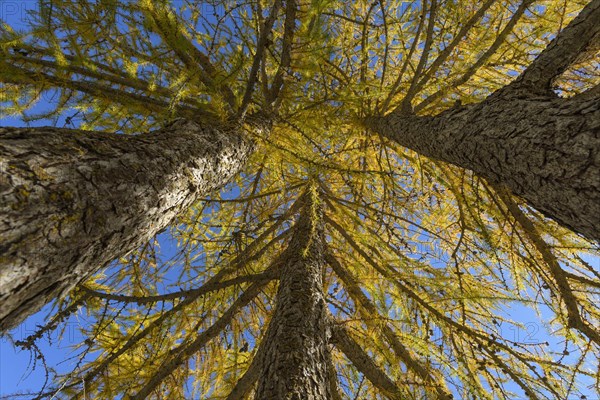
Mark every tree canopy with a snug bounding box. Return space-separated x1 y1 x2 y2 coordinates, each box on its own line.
1 0 599 399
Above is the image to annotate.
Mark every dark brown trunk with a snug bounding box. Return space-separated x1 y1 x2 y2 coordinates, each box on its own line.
0 119 259 332
255 189 334 399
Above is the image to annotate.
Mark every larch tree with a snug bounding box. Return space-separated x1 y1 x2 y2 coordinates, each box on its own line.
0 0 276 331
364 0 600 243
0 1 599 400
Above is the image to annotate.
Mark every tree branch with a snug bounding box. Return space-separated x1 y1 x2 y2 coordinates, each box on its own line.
225 321 270 400
415 0 534 112
0 63 201 119
324 211 556 393
238 0 283 118
398 0 438 114
267 0 297 108
140 2 237 112
330 322 403 399
381 3 427 113
326 252 453 399
411 0 497 97
80 271 276 304
495 186 600 345
130 279 270 400
508 0 600 94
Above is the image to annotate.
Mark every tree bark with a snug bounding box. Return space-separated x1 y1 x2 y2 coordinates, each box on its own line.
367 89 599 242
255 189 335 399
0 119 260 332
367 0 600 242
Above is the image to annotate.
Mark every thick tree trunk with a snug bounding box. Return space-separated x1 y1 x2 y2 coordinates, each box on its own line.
367 0 600 242
0 119 259 332
366 90 600 242
255 190 334 399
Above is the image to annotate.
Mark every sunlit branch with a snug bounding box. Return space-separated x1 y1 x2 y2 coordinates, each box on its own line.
267 0 297 109
1 63 200 119
249 128 397 175
321 191 450 245
377 0 389 89
398 0 438 114
68 225 291 394
323 11 383 28
564 272 600 289
225 317 272 400
509 0 600 94
326 352 344 400
5 51 179 103
80 272 276 304
415 0 534 113
238 0 283 118
199 182 304 203
326 252 452 399
12 44 146 85
92 201 301 396
130 279 271 400
325 213 563 390
360 2 378 87
240 162 265 225
411 0 497 98
381 2 427 113
330 321 403 399
495 186 600 346
475 336 544 400
139 2 237 112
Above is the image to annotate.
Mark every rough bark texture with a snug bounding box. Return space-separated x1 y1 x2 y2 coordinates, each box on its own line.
255 190 334 399
0 119 257 332
367 91 600 242
366 0 600 242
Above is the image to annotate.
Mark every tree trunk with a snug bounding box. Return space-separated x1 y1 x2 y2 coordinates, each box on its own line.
255 189 335 399
0 119 259 332
366 0 600 242
366 90 600 242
